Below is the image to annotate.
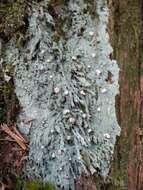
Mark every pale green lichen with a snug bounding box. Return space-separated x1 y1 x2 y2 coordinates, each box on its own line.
4 0 120 189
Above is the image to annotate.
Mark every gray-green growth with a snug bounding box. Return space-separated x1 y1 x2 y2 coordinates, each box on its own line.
4 0 120 189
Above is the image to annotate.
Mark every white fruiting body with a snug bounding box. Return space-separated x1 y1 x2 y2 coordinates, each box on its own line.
51 129 54 133
54 87 60 94
101 88 107 93
51 153 56 158
49 75 53 79
97 107 101 112
57 149 62 155
82 113 87 118
87 129 92 134
41 50 45 54
78 156 81 160
103 133 111 139
91 53 96 58
63 109 70 115
47 59 51 63
80 90 86 96
69 117 76 124
64 90 69 95
72 56 77 61
40 65 44 70
67 136 71 141
95 69 101 76
89 31 94 36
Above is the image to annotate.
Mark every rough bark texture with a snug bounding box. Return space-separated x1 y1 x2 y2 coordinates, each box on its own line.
106 0 143 189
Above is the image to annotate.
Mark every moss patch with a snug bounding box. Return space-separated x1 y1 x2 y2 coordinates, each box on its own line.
0 0 29 41
13 177 56 190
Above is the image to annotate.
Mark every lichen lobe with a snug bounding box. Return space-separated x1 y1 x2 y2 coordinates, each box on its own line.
4 0 120 189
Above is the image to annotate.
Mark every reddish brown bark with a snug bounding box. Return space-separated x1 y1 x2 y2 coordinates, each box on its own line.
107 0 143 189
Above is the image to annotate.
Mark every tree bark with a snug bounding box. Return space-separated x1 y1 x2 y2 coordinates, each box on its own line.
106 0 143 189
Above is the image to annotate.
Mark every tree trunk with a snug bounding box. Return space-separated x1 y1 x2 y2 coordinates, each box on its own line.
0 0 143 190
106 0 143 189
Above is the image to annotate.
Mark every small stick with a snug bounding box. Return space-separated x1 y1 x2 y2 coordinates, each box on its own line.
12 123 27 143
0 138 15 142
1 124 27 150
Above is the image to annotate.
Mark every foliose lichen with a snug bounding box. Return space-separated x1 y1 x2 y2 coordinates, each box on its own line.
4 0 120 189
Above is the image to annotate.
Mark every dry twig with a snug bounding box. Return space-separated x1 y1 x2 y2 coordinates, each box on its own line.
0 124 27 150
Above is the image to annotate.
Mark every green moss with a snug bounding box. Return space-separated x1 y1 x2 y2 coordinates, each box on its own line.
0 47 19 124
0 0 28 40
0 83 19 124
83 0 98 20
26 181 42 190
14 178 56 190
110 176 125 188
43 182 56 190
26 181 56 190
